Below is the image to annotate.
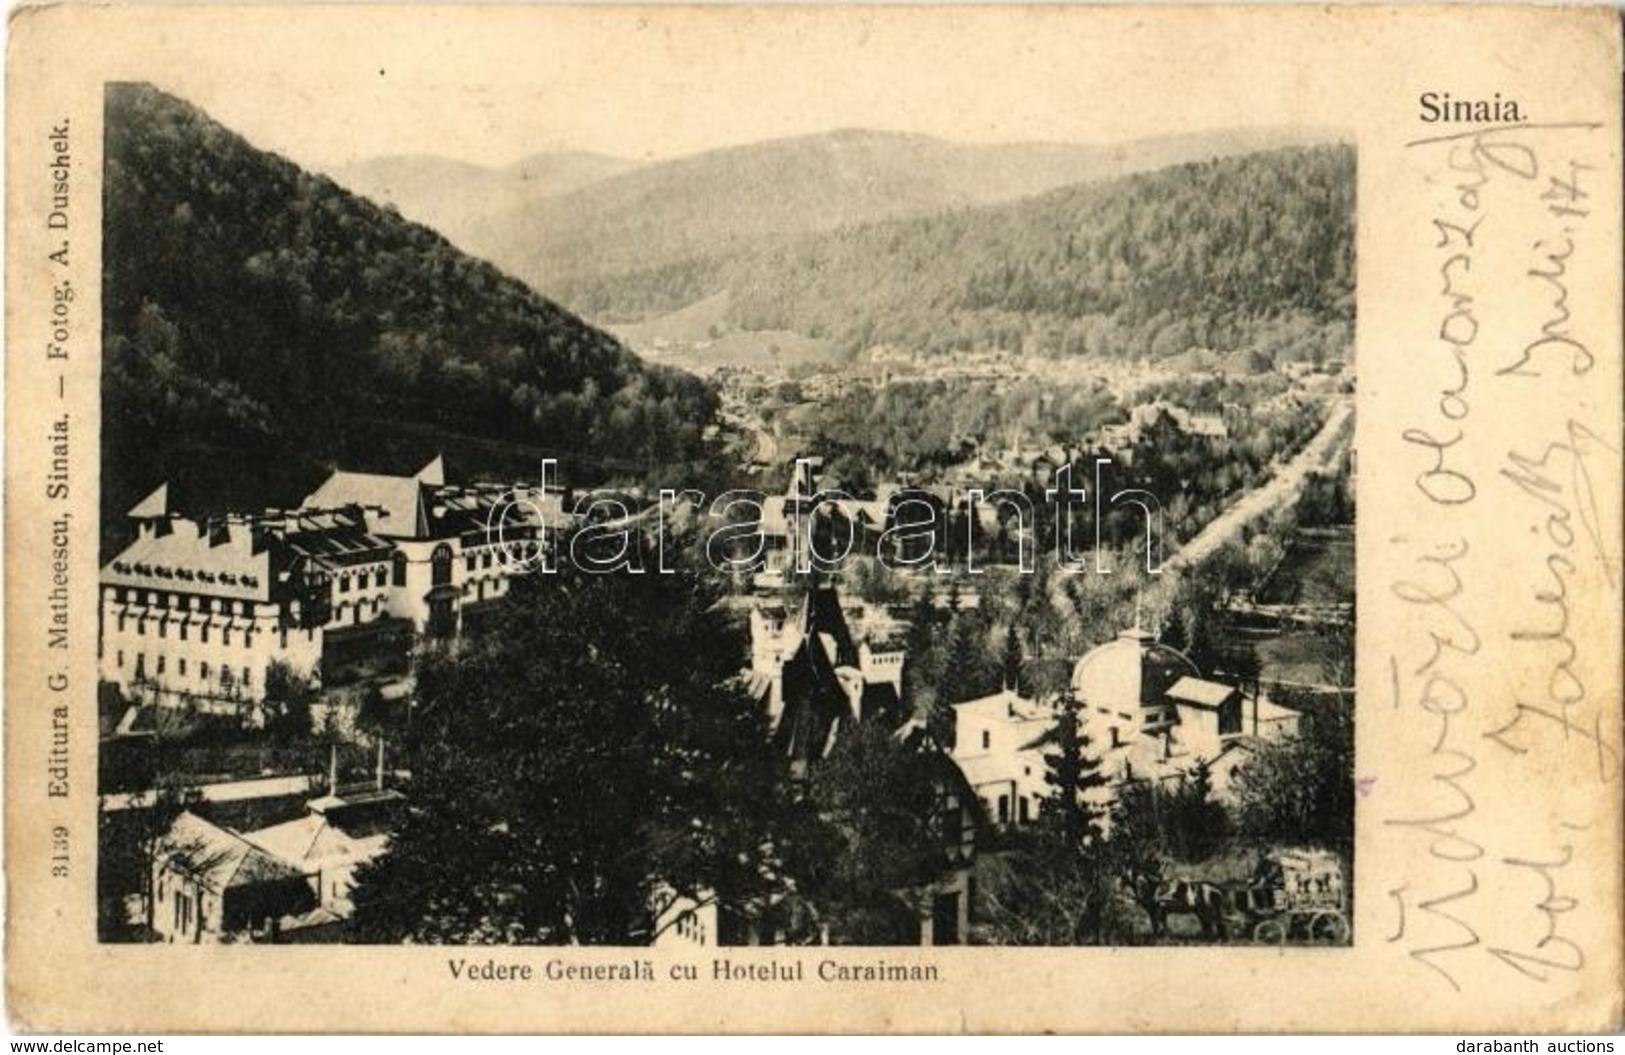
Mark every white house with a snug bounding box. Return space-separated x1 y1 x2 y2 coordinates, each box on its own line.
950 689 1055 829
243 784 400 919
151 811 317 944
941 619 1304 835
151 762 403 944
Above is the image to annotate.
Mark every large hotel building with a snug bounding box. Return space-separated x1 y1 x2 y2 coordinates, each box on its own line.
98 457 568 712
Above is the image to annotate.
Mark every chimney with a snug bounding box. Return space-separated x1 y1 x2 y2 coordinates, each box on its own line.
375 737 386 791
327 742 338 793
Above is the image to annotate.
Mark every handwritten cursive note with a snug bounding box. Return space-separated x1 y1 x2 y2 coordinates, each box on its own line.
1385 118 1620 999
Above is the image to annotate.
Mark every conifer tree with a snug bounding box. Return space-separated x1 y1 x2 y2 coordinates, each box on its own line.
1000 623 1025 694
1036 688 1109 847
935 612 995 747
983 686 1121 945
803 718 951 944
900 591 947 725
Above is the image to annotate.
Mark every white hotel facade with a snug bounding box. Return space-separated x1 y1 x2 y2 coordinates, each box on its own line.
98 457 568 713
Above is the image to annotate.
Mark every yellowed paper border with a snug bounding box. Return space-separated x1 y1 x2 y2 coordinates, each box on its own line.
5 3 1622 1033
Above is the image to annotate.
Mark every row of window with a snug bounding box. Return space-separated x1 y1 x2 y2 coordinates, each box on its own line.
994 792 1035 826
388 548 470 589
337 567 390 593
117 588 484 639
463 578 505 602
167 879 203 939
119 650 255 689
119 597 408 638
332 598 388 623
111 542 524 611
670 910 707 944
118 614 247 646
112 613 304 650
108 588 255 616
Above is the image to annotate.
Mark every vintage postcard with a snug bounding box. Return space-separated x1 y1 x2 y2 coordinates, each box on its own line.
4 2 1621 1035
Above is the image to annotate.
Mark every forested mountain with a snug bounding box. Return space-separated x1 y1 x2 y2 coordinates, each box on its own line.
329 150 640 249
564 144 1356 365
386 126 1335 293
102 84 718 555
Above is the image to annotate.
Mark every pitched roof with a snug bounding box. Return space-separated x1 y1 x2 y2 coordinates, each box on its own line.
1166 676 1238 709
277 905 346 933
769 585 863 762
102 520 274 601
955 751 1032 789
954 688 1051 723
244 813 390 870
802 586 857 668
302 470 429 539
281 515 394 567
161 811 308 891
103 505 397 597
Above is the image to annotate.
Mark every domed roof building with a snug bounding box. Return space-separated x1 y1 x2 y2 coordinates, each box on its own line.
1072 625 1199 748
1070 617 1301 812
940 614 1304 839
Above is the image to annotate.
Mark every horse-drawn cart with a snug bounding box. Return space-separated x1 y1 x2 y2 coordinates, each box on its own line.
1233 848 1349 945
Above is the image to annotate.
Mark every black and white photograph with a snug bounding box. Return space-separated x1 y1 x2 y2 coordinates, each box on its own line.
94 75 1357 951
5 1 1623 1039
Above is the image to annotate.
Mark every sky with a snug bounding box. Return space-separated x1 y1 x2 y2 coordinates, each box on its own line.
88 5 1373 175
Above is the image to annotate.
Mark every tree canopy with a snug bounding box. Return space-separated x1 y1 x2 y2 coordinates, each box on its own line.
346 545 798 944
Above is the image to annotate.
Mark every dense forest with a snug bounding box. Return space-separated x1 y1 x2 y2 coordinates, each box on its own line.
559 145 1355 365
101 84 721 556
453 130 1128 286
807 378 1121 479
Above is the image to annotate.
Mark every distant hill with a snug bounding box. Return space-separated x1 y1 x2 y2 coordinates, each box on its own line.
328 150 640 249
600 292 842 374
338 126 1338 296
566 143 1356 366
101 83 718 555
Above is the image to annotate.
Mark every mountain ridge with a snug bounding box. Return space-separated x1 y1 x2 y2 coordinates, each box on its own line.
331 125 1345 294
101 82 718 555
328 150 641 245
573 143 1356 367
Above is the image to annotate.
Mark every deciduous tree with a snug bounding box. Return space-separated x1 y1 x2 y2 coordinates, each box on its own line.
347 541 804 944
